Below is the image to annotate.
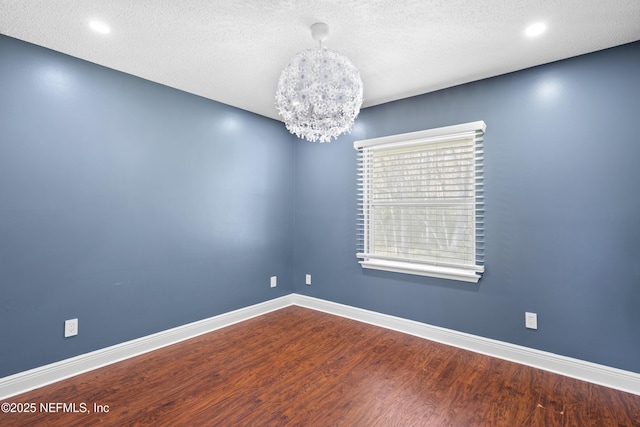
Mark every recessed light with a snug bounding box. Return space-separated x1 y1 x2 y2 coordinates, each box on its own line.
89 20 111 34
525 22 547 38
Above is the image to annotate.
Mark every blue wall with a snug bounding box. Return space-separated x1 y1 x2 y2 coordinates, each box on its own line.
293 41 640 373
0 35 295 377
2 33 639 379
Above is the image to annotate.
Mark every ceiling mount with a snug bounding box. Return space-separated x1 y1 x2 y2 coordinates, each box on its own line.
311 22 329 46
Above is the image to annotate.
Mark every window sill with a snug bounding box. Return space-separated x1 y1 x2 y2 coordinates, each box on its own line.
359 258 482 283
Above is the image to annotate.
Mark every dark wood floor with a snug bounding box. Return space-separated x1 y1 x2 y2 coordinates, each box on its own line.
2 306 639 426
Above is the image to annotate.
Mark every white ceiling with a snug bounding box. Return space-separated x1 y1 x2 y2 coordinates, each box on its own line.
1 1 639 121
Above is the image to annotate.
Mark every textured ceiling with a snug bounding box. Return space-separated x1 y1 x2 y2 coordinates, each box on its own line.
1 1 639 120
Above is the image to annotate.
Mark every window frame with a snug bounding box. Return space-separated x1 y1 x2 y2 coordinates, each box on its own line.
354 121 486 283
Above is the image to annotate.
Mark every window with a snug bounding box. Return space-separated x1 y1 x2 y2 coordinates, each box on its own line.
355 121 485 283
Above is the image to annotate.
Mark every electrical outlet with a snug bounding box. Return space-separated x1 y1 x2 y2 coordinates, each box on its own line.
525 312 538 330
270 276 277 288
305 274 311 286
64 318 78 337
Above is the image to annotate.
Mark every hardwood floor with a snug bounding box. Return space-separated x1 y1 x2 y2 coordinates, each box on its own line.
2 306 639 426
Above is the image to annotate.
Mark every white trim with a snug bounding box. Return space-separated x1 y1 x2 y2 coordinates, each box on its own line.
290 294 640 396
353 120 486 149
2 294 639 400
0 296 293 400
358 258 482 283
363 131 477 151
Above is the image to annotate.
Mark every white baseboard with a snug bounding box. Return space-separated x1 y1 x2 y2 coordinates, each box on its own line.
2 293 639 400
0 295 293 400
291 294 640 396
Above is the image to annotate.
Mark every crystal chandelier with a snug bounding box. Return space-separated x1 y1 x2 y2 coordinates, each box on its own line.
275 23 363 143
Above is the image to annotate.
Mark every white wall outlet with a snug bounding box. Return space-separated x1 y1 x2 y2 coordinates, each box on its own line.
270 276 277 288
305 274 311 286
525 312 538 330
64 318 78 337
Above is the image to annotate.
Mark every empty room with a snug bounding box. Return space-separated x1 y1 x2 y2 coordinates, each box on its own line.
1 1 639 425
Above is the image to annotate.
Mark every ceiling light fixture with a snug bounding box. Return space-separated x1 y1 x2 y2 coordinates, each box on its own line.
89 20 111 34
525 22 547 38
275 22 363 143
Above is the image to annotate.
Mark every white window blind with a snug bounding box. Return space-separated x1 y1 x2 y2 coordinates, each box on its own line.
355 121 485 283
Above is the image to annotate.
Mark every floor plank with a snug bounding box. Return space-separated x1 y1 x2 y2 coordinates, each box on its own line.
1 306 639 426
